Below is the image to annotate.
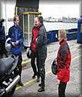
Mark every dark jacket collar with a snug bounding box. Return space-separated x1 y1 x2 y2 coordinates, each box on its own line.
59 39 67 46
39 24 43 28
33 24 43 30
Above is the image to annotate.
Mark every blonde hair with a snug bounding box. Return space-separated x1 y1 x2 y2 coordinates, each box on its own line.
13 15 19 21
58 29 67 39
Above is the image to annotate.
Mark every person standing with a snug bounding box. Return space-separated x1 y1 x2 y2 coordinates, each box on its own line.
36 16 47 92
30 17 40 82
57 29 71 97
0 19 7 58
7 15 23 86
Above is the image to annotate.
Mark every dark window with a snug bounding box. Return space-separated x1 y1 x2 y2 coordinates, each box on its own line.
16 0 39 9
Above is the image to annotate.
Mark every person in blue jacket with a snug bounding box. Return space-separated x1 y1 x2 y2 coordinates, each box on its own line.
8 15 23 86
77 15 82 43
0 19 7 58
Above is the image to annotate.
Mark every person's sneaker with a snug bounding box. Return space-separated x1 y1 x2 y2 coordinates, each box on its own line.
18 81 23 87
38 87 45 92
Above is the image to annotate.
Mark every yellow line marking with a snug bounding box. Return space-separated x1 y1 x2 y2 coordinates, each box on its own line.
79 95 82 97
16 79 36 90
16 55 81 91
22 60 29 65
72 56 80 61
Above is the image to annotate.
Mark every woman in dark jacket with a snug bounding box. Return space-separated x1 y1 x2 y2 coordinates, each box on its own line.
57 29 71 97
0 19 7 58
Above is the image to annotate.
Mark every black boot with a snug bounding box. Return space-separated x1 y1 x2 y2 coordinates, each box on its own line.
38 83 45 87
38 80 45 92
32 73 37 79
37 75 40 82
18 80 23 87
38 86 45 92
18 76 23 87
38 83 42 87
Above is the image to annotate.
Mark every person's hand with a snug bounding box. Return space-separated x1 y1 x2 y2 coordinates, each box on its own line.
11 42 15 46
15 41 19 45
54 61 57 65
36 38 37 42
57 79 60 85
54 58 57 65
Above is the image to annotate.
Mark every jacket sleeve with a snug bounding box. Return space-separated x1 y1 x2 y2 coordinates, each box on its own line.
60 47 68 68
30 29 33 47
18 31 23 45
7 28 13 44
57 48 68 81
2 26 5 39
37 28 47 47
0 26 5 40
57 68 65 80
